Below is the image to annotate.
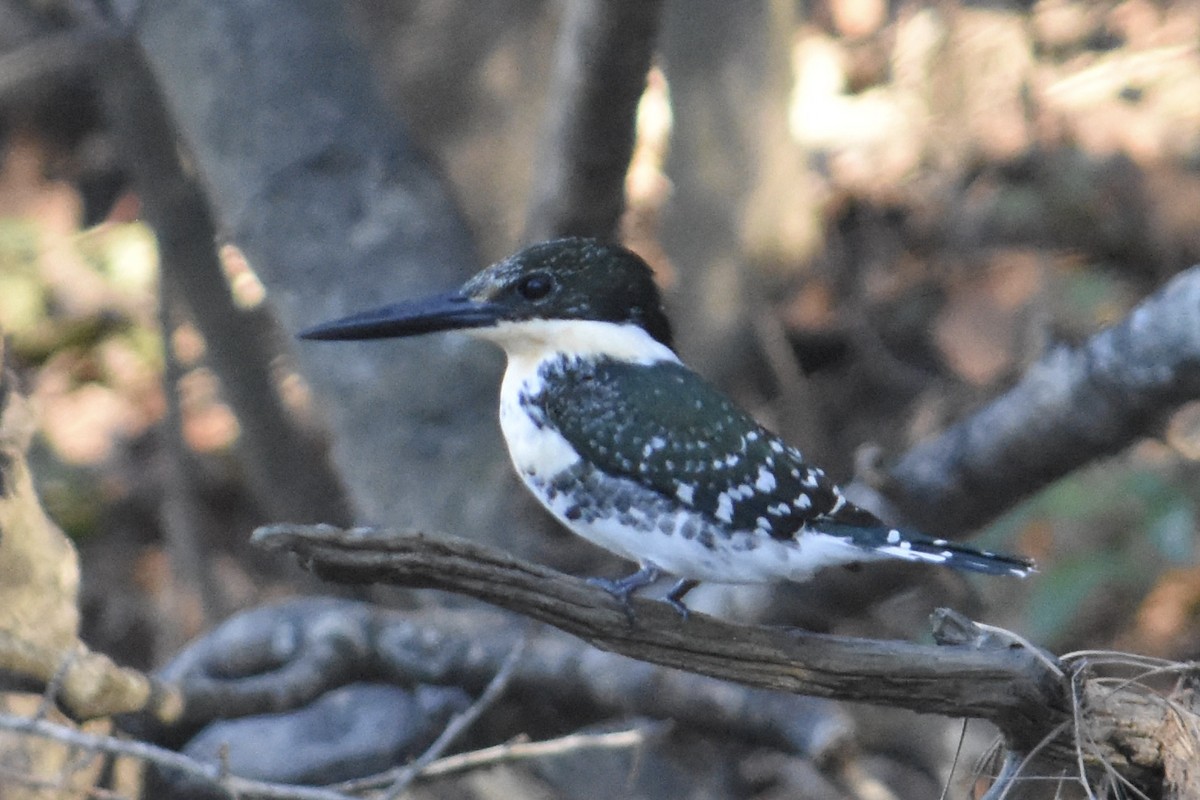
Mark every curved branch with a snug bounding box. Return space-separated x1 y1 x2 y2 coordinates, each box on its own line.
254 524 1194 793
887 264 1200 536
252 525 1066 745
140 597 850 763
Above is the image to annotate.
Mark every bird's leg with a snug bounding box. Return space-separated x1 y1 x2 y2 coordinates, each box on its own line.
588 563 662 619
664 578 699 619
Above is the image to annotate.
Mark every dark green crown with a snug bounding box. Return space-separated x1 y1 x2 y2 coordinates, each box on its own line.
298 237 673 348
466 238 674 349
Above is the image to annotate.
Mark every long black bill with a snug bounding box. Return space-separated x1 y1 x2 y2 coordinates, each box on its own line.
298 291 502 341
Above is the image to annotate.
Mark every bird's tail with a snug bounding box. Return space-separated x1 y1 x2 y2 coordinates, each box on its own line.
820 521 1035 578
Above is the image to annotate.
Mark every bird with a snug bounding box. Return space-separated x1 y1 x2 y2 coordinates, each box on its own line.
300 238 1033 616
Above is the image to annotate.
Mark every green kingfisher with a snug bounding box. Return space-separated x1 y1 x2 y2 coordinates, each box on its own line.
300 238 1033 615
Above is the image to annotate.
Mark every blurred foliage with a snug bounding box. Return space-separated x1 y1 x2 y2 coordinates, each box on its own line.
0 219 44 334
985 458 1199 645
2 218 158 365
1 211 161 545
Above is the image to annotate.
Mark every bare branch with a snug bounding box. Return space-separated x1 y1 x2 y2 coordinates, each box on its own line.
524 0 665 241
90 34 354 528
0 703 670 798
252 526 1065 740
132 0 510 537
254 523 1199 794
886 264 1200 536
414 722 668 782
338 724 670 793
143 597 850 764
0 710 358 800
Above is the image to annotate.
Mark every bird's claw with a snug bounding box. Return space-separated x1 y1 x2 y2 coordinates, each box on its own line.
586 569 700 622
587 564 664 623
664 578 698 621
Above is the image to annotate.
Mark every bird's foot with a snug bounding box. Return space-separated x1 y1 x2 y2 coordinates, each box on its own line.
588 564 663 621
664 578 699 620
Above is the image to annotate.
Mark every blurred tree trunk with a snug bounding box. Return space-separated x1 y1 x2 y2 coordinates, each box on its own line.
133 0 526 541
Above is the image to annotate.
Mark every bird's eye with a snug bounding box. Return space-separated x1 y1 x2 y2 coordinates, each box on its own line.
517 273 554 300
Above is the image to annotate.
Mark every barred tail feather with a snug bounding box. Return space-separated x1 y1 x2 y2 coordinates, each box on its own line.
898 537 1036 577
819 521 1035 578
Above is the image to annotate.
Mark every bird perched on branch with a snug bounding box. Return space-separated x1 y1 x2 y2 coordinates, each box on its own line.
301 238 1033 615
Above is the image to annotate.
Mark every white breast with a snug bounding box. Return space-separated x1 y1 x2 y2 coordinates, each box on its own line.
476 318 679 481
497 360 580 479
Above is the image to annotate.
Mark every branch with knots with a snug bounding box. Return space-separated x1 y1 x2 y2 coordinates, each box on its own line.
255 523 1200 799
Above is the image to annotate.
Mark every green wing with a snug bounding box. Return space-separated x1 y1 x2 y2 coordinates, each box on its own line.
534 357 842 539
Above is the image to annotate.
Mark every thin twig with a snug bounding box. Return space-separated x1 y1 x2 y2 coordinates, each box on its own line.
940 718 968 800
0 710 361 800
1088 663 1199 699
973 622 1065 678
417 722 669 781
380 634 527 798
990 720 1073 800
1060 650 1183 669
1069 669 1099 800
156 279 226 638
0 762 131 800
980 752 1022 800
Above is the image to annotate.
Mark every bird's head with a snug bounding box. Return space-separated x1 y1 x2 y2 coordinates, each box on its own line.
299 238 674 354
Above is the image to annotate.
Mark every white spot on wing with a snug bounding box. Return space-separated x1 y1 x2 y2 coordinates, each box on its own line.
715 493 734 523
754 466 776 493
676 483 695 504
876 544 951 565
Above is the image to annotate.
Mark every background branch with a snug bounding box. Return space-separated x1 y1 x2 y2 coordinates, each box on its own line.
0 709 360 800
523 0 665 242
89 30 353 529
885 264 1200 536
137 597 850 764
133 0 518 539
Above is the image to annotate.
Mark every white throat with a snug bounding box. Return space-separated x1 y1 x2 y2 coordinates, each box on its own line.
472 319 679 480
468 318 679 370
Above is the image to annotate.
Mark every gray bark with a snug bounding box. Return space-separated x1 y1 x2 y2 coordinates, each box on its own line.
133 0 522 538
